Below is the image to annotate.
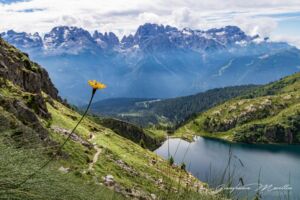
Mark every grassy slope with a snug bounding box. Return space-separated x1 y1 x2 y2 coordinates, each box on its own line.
47 97 211 198
94 117 166 150
0 81 223 200
0 98 124 200
175 72 300 143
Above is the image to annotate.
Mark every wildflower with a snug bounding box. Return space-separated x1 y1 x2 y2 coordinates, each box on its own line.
88 80 106 93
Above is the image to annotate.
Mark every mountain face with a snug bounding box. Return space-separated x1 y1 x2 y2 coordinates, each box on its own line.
93 31 119 49
43 26 98 55
0 38 60 118
1 30 43 52
2 23 300 104
175 72 300 144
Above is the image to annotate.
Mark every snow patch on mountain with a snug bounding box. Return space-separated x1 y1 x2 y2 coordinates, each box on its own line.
259 54 270 59
216 59 234 76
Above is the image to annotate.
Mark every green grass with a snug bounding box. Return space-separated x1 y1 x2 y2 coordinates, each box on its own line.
45 98 224 199
176 72 300 144
0 106 124 200
47 102 93 138
145 128 167 141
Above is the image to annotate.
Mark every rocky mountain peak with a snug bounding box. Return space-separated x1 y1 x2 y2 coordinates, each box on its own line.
135 23 168 38
0 23 264 54
48 26 92 39
43 26 95 52
93 31 119 49
1 30 43 50
121 34 135 48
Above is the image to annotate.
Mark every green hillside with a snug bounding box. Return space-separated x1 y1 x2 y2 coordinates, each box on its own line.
95 117 165 150
0 38 224 199
176 72 300 144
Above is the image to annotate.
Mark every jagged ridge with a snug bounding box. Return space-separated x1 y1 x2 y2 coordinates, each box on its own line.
1 23 256 53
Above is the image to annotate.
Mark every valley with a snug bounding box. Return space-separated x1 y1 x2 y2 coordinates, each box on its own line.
89 85 258 128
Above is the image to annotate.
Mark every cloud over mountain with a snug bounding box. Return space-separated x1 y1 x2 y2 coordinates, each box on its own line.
0 0 300 47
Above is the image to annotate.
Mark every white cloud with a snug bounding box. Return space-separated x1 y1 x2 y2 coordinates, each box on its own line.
271 35 300 48
233 17 278 38
138 12 161 24
171 7 202 28
0 0 300 47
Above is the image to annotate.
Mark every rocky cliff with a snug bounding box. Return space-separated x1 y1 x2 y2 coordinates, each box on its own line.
0 38 59 100
0 37 62 142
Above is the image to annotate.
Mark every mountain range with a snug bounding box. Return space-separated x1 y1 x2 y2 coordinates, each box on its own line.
2 23 300 104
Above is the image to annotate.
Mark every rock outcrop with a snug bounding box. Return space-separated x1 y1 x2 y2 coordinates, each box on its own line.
0 37 63 143
0 38 60 101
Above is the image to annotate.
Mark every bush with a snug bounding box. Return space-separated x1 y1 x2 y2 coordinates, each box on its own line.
139 138 146 148
180 162 186 171
168 156 174 166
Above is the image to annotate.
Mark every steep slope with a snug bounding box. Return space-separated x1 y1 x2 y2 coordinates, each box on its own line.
176 72 300 144
2 24 300 104
0 38 223 199
96 117 165 150
90 85 258 127
0 37 124 199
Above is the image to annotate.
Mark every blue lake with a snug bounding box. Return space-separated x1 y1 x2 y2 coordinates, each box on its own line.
155 137 300 200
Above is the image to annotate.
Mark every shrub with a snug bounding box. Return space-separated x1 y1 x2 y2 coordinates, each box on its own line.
180 162 186 171
168 156 174 166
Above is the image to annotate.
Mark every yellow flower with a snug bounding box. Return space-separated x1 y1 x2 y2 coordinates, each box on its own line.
88 80 107 90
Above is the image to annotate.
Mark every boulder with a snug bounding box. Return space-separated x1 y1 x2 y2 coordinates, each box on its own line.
103 175 115 186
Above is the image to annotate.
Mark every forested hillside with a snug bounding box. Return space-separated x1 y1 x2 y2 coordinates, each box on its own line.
91 85 258 127
176 72 300 144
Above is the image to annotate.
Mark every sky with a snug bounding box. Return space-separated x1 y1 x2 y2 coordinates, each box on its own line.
0 0 300 47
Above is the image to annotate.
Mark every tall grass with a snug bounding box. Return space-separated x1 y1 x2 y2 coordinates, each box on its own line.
0 129 124 200
163 137 226 200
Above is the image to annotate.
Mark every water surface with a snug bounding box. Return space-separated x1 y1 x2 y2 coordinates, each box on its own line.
155 137 300 199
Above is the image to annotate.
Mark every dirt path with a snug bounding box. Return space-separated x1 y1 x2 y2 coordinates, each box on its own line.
88 145 101 171
88 133 101 171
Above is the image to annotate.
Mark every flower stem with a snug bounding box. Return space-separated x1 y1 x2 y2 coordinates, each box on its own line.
16 90 96 188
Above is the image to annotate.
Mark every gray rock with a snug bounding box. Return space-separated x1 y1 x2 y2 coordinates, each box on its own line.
103 175 115 186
